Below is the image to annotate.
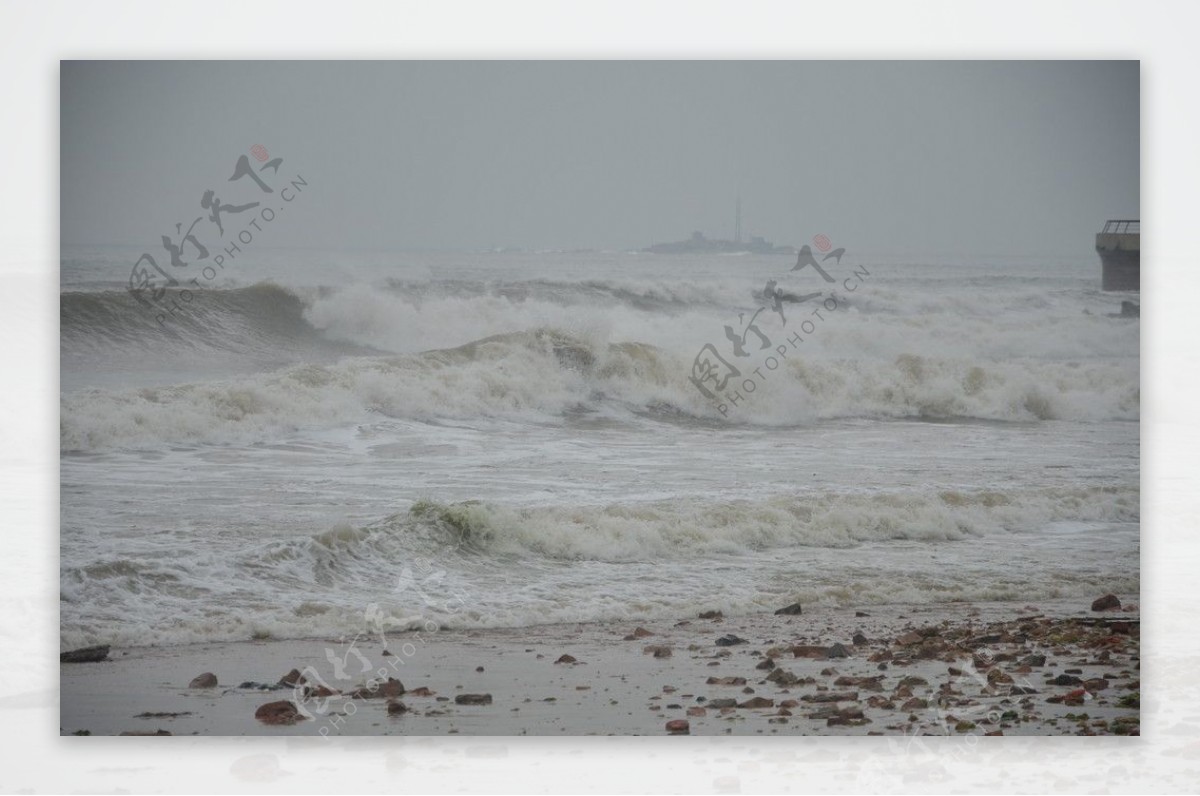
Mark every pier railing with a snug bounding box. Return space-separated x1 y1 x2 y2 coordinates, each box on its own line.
1101 220 1139 234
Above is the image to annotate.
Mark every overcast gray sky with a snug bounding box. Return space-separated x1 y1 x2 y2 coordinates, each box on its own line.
61 61 1138 256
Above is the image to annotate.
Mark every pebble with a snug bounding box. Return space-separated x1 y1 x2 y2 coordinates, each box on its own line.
254 700 302 725
188 672 218 689
665 719 690 734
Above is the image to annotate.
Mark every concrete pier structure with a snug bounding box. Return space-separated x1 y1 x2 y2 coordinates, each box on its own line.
1096 219 1140 291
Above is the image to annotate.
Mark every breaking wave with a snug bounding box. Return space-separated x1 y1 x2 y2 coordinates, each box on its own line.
60 283 378 388
59 484 1140 647
62 325 1138 451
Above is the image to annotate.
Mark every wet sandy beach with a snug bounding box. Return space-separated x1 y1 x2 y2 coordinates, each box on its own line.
61 599 1139 737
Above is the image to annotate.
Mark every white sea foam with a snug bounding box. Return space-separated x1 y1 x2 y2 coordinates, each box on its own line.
59 251 1141 649
61 326 1138 452
59 485 1139 647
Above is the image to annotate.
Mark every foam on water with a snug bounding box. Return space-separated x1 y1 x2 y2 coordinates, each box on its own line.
60 485 1139 647
59 248 1140 648
61 325 1137 452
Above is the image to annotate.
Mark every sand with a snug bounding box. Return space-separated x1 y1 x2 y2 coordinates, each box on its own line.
60 600 1139 737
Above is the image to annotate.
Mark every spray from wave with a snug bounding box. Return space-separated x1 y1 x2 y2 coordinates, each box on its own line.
62 325 1139 453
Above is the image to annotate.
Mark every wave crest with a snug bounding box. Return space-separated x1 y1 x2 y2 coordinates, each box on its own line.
62 323 1139 451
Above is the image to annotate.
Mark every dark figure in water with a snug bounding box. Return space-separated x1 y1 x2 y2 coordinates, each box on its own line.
759 279 821 326
764 280 785 324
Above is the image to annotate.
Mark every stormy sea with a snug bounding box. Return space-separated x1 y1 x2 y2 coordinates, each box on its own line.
60 245 1139 649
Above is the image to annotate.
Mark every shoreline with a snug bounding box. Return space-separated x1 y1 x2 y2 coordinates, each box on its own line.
60 599 1139 737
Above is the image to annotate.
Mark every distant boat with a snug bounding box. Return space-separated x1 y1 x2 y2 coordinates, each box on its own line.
644 230 796 255
644 199 796 255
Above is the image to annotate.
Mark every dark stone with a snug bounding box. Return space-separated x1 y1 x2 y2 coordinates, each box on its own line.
716 634 747 647
134 711 192 718
801 691 859 703
1021 654 1047 667
279 669 305 687
698 610 724 620
852 632 868 646
238 681 285 691
1049 674 1083 686
987 668 1014 685
1063 688 1088 706
255 700 302 725
455 693 493 705
1107 621 1136 636
387 700 409 715
834 675 884 691
60 645 109 664
554 654 578 664
766 668 801 686
826 643 850 659
827 708 869 727
774 602 803 616
707 698 738 708
738 697 775 709
969 634 1003 645
1091 594 1122 612
756 658 776 671
349 678 405 699
665 719 690 734
855 611 870 618
188 672 218 689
